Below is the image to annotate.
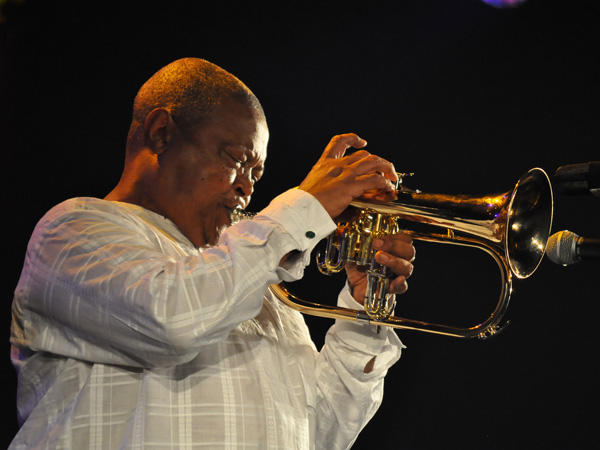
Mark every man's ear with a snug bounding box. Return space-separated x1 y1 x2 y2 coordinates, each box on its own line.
143 108 173 155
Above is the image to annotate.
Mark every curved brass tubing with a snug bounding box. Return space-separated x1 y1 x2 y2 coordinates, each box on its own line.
269 167 553 339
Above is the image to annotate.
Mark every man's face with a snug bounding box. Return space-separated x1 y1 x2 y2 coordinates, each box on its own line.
159 98 268 247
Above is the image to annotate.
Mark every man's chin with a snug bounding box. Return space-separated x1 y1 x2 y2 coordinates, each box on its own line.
206 224 229 247
199 209 240 247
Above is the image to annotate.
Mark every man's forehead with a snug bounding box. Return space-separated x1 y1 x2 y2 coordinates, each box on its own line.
191 99 267 138
255 119 269 153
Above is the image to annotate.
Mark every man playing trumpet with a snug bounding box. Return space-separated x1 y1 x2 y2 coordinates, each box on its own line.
10 58 415 449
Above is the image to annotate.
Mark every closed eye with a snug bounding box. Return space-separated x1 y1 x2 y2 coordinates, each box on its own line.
223 149 246 166
223 146 264 183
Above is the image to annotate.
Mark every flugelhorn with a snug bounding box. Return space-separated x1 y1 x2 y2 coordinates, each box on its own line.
267 168 553 339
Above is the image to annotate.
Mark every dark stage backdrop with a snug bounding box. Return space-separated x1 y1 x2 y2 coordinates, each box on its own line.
2 0 599 448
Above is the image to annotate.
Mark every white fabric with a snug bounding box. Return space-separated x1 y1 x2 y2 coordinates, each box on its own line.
10 188 404 449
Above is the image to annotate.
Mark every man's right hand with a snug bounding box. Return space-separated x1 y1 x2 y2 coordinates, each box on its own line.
298 133 398 219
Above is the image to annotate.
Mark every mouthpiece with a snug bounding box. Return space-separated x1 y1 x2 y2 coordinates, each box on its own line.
230 208 256 224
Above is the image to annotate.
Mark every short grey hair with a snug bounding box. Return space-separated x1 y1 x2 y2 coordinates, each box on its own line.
132 58 264 134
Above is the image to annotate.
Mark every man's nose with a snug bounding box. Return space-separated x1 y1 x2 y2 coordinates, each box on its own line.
234 169 254 199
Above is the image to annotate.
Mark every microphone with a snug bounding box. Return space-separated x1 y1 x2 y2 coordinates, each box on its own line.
554 161 600 196
546 230 600 266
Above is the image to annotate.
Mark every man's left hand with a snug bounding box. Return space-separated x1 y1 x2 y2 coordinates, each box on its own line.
345 233 415 305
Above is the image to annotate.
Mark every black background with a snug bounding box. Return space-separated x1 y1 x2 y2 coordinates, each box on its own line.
2 0 599 448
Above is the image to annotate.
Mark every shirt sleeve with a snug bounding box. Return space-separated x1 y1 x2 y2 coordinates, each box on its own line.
314 283 405 450
11 189 336 368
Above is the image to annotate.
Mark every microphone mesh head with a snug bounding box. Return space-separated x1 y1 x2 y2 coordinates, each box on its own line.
546 230 580 266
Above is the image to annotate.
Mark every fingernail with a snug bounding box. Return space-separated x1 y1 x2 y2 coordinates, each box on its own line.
374 238 383 249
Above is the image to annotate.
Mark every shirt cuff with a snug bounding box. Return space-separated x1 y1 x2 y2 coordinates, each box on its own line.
257 188 336 279
334 283 406 356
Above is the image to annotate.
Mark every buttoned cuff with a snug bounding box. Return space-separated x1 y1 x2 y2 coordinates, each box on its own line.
256 188 336 280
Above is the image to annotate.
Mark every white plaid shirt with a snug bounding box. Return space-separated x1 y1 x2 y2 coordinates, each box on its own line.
10 189 403 449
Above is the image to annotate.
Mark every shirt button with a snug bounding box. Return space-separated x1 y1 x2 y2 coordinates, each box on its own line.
305 231 316 239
